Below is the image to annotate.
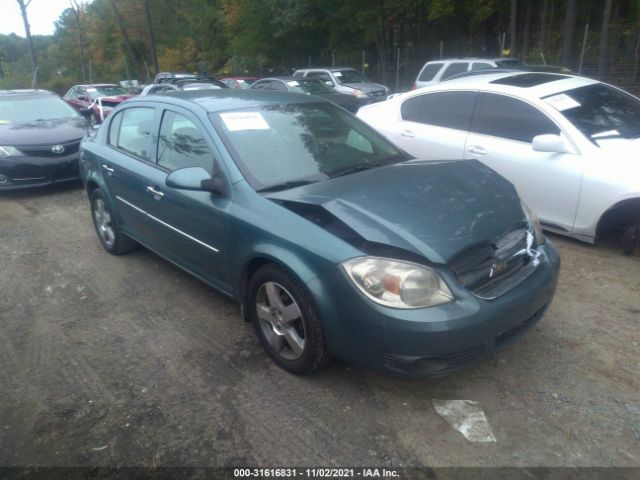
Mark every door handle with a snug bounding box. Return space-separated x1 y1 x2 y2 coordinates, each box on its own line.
401 129 414 138
467 145 487 156
101 164 114 173
145 186 164 198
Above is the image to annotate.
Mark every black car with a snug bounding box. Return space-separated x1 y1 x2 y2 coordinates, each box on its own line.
250 76 361 113
0 90 90 190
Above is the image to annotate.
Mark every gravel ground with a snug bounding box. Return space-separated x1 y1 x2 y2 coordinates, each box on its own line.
0 182 638 469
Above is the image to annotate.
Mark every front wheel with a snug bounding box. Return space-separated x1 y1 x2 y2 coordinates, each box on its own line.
89 188 137 255
248 264 331 374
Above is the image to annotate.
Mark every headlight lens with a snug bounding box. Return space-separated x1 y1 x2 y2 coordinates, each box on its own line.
521 201 545 244
342 257 453 308
351 89 369 98
0 146 24 158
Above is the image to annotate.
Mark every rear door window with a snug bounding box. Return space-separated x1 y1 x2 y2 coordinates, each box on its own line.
441 62 469 80
470 93 560 142
401 91 477 131
418 63 443 82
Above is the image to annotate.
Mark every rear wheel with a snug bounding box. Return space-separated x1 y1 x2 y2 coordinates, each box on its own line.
248 264 331 374
90 188 136 255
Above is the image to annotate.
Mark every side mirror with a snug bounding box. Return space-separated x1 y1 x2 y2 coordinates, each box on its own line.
165 166 226 195
532 134 571 154
78 94 88 101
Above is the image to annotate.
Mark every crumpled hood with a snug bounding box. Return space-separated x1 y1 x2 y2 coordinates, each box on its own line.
268 160 525 264
0 116 88 146
343 82 387 93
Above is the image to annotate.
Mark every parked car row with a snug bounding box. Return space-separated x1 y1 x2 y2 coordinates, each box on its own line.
2 62 637 378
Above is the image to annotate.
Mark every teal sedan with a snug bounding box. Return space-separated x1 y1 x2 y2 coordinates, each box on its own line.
80 90 560 376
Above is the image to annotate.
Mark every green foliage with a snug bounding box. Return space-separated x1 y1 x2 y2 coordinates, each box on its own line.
1 0 639 91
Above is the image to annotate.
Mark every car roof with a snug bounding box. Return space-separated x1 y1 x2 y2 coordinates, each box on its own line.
258 76 313 82
427 57 519 63
0 89 55 97
77 84 120 88
221 76 258 80
128 89 322 112
425 71 599 99
296 67 356 72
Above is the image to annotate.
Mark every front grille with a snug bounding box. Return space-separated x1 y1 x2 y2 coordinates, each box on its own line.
16 140 80 158
450 228 536 299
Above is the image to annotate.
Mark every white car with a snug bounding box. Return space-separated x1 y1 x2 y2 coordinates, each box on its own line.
357 71 640 253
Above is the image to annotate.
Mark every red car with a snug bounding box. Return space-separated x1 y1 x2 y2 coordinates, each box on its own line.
219 76 258 89
63 84 134 123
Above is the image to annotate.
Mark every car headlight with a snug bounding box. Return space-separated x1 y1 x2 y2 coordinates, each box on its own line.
0 146 24 158
351 89 369 99
342 257 453 308
521 200 545 244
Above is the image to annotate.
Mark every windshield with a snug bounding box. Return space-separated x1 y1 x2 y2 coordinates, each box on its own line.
287 79 333 94
212 102 406 191
333 69 366 84
0 95 80 124
88 85 128 97
544 83 640 141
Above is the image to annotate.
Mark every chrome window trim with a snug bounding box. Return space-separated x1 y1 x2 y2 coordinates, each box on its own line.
115 195 220 253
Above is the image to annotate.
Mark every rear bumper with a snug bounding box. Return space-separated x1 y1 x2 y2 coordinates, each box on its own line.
0 154 80 190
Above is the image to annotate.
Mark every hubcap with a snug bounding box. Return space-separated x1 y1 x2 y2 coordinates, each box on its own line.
93 198 115 248
256 281 306 360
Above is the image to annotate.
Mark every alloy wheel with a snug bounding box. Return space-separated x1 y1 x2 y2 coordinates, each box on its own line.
93 198 115 248
255 281 306 360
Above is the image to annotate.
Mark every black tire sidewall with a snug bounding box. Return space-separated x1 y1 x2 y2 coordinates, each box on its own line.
248 264 328 374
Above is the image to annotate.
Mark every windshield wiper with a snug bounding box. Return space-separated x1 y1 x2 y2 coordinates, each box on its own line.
257 179 317 193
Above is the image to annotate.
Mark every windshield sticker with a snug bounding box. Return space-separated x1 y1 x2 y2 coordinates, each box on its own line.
287 81 299 87
544 93 581 111
333 71 342 77
220 111 270 131
86 88 97 93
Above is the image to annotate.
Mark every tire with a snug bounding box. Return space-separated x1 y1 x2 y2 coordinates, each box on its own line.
248 264 332 374
89 188 137 255
622 223 640 256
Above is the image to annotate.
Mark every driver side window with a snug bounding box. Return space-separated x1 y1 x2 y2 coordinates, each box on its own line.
157 110 215 173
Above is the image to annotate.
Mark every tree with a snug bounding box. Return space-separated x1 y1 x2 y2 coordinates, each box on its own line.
16 0 37 85
561 0 577 66
597 0 614 76
509 0 517 55
70 0 87 81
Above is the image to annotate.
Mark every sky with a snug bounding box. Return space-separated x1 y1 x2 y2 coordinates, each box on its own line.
0 0 87 36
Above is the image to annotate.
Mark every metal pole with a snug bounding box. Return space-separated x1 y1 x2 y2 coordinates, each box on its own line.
88 59 93 84
578 22 589 74
331 53 335 67
362 50 365 75
396 47 400 92
308 55 311 67
439 40 443 58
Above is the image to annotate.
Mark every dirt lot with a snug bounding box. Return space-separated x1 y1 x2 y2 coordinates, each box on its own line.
0 182 639 469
